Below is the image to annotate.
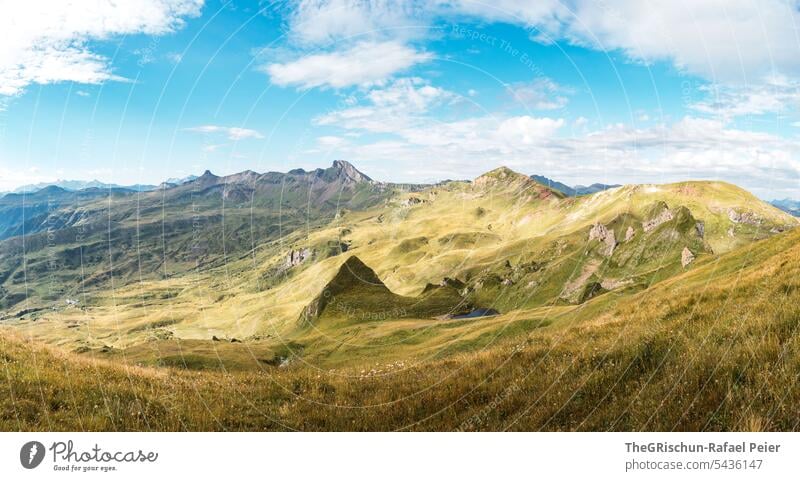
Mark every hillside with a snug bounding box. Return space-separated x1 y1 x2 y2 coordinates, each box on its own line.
0 160 419 310
3 225 800 431
0 163 795 377
298 256 471 326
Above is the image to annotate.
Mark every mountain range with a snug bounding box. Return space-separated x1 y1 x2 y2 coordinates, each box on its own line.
771 198 800 217
530 174 621 196
1 160 800 430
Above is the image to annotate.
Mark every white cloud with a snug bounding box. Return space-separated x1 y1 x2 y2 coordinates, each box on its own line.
166 52 184 64
185 125 264 140
264 41 432 89
316 135 348 148
505 78 571 110
284 0 427 45
314 110 800 197
691 75 800 119
552 0 800 83
202 144 226 153
498 116 565 144
315 77 455 132
280 0 800 84
0 1 203 96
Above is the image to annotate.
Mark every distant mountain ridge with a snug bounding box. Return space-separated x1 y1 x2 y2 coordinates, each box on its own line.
7 179 157 194
5 166 621 201
531 174 621 196
771 198 800 217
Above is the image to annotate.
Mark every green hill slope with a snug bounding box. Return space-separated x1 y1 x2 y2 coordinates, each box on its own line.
3 226 800 431
298 256 471 326
1 163 795 373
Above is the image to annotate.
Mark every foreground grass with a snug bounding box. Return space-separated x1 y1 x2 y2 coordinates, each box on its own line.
3 228 800 431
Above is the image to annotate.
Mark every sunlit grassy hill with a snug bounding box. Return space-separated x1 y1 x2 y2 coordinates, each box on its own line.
1 163 795 368
3 224 800 431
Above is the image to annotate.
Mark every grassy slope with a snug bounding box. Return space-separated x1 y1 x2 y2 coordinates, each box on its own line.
4 171 795 366
3 227 800 431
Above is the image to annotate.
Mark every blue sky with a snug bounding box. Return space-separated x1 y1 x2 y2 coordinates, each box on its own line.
2 1 800 199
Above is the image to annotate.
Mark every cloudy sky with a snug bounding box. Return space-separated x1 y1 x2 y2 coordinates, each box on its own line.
1 0 800 199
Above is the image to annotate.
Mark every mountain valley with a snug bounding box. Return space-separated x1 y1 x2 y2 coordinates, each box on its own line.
1 160 799 430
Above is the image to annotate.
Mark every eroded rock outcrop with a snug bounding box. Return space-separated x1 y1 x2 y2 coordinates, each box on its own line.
401 197 424 207
643 206 674 232
624 226 635 241
681 247 695 267
589 223 616 256
728 209 761 225
285 248 313 268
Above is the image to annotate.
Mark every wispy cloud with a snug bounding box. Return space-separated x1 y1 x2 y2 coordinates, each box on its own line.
315 77 455 132
263 41 432 90
505 78 571 110
184 125 264 140
691 75 800 119
0 1 203 96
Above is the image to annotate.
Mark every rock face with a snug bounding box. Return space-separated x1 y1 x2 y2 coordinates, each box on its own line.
285 248 313 268
695 221 705 238
401 197 424 207
643 207 674 232
588 223 617 256
681 247 695 267
624 226 636 241
332 160 373 183
728 209 761 225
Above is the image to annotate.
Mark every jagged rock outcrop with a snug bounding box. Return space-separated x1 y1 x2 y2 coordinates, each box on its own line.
285 248 313 268
643 205 674 232
588 223 617 256
681 247 695 267
624 226 635 241
401 196 424 207
728 209 761 225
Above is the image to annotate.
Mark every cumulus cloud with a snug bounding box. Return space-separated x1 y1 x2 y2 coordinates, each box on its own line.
284 0 428 46
552 0 800 83
184 125 264 140
280 0 800 84
264 41 432 89
315 77 455 131
0 0 203 96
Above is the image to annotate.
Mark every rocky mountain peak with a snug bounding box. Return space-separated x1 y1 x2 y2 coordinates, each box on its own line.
331 160 373 183
196 170 219 183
